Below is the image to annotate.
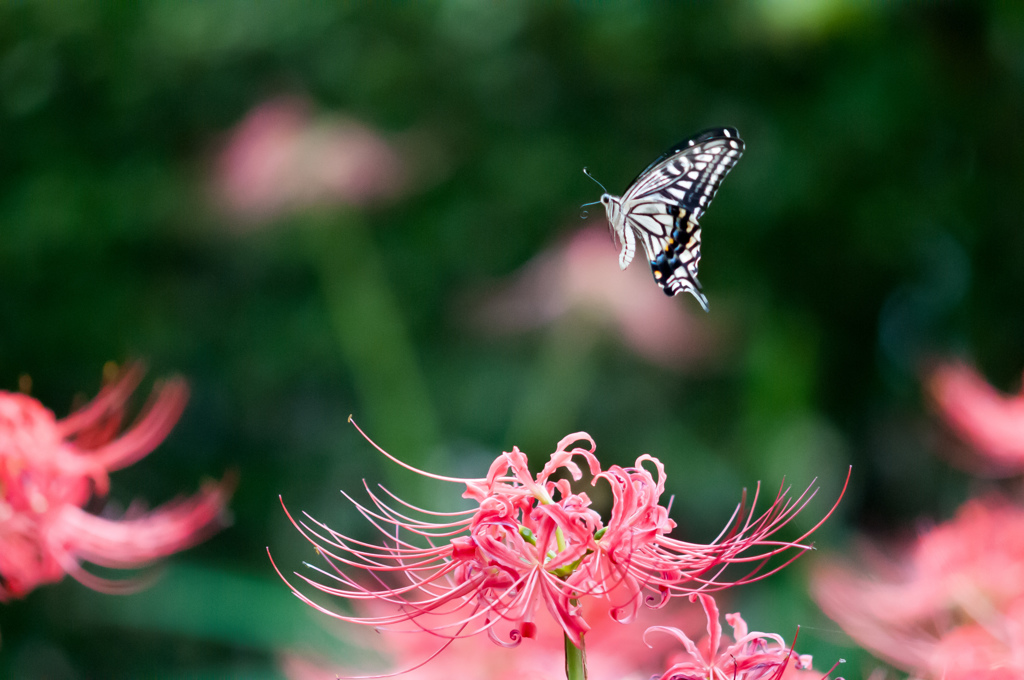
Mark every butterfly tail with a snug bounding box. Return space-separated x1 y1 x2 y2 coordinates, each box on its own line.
692 289 710 312
660 269 710 312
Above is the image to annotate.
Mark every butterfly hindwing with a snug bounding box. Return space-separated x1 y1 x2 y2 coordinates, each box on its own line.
650 205 705 308
601 127 744 311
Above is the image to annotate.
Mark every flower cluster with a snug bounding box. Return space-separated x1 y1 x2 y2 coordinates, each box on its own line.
0 365 232 600
273 419 843 654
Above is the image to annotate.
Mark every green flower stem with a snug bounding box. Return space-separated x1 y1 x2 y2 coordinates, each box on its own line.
564 631 587 680
308 214 441 503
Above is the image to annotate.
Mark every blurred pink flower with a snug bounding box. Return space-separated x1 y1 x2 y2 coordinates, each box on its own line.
280 597 698 680
812 496 1024 679
0 365 233 601
273 419 844 656
472 226 721 370
646 593 820 680
215 96 405 223
928 362 1024 475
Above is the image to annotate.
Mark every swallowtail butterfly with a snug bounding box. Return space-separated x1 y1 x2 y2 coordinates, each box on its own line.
593 128 744 311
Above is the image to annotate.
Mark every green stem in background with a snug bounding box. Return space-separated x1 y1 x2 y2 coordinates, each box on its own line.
508 312 598 455
564 631 587 680
307 213 441 502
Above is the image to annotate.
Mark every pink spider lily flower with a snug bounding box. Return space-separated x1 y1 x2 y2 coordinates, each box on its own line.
272 418 846 666
812 496 1024 679
0 365 233 601
928 362 1024 475
645 593 824 680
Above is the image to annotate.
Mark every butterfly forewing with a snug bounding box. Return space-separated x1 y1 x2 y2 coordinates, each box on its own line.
607 127 744 311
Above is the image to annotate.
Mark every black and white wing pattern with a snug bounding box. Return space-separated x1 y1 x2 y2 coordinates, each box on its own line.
598 127 744 311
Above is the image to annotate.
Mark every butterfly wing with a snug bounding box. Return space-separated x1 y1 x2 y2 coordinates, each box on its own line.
619 128 744 310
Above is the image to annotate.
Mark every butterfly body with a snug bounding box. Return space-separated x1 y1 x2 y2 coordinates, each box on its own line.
599 127 744 311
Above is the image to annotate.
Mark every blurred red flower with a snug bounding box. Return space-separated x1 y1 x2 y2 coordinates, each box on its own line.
928 362 1024 475
0 365 232 601
215 96 405 224
812 496 1024 679
472 226 721 370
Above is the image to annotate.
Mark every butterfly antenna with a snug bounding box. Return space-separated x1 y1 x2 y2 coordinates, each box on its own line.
580 167 610 218
582 166 609 194
579 199 602 219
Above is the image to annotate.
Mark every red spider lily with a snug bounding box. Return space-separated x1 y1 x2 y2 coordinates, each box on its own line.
812 496 1024 679
645 593 819 680
0 365 233 601
928 362 1024 475
272 419 847 656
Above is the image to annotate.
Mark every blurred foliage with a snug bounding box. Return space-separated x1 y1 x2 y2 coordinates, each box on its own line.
1 1 1023 677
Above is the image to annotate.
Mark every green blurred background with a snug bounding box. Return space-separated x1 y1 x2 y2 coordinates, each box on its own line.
2 2 1023 677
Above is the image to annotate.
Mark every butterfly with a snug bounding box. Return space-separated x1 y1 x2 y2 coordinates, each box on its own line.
589 128 744 311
